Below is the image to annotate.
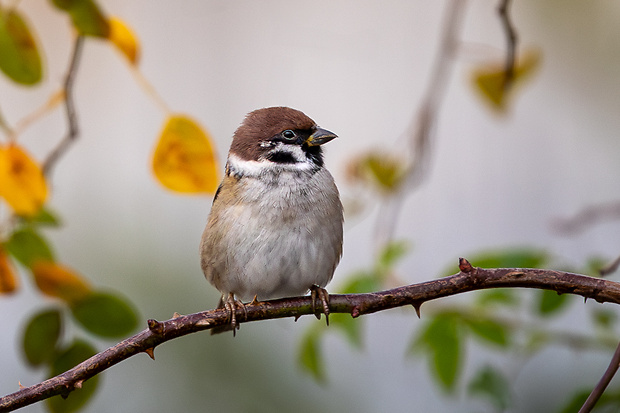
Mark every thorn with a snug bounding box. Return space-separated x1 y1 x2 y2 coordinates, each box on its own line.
145 348 155 360
61 386 70 399
18 381 24 389
294 314 302 322
147 319 164 335
172 312 182 318
584 296 589 304
459 257 473 273
351 306 360 318
413 302 422 318
74 380 83 389
195 318 211 326
250 295 260 305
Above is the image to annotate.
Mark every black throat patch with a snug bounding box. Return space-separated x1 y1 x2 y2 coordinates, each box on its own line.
266 151 298 164
304 145 324 168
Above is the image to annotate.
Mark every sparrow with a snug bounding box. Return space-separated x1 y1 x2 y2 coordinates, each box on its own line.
199 106 344 332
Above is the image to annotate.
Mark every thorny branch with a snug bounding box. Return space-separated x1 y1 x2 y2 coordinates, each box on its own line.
2 261 620 413
42 36 85 177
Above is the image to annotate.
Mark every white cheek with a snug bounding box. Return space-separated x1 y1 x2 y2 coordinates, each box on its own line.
227 152 314 176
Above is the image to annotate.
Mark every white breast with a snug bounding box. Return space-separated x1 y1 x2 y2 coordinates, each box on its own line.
200 162 343 301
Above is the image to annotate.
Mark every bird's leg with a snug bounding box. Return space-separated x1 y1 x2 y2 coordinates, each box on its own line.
310 285 330 326
223 292 246 333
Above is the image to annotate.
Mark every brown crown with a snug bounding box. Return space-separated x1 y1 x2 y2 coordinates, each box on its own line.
229 107 316 161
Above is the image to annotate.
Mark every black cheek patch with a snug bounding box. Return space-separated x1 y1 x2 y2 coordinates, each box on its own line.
266 151 298 164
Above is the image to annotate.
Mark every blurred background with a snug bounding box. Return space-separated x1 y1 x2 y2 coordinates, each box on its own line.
2 0 620 411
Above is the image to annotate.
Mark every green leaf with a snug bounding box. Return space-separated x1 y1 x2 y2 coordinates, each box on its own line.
536 289 570 317
467 365 511 410
466 317 510 347
298 329 325 383
556 390 590 413
70 291 138 338
472 248 548 269
524 330 549 355
0 7 43 85
4 228 55 268
584 256 609 277
377 240 409 270
475 289 519 307
330 313 362 349
21 207 62 227
22 308 62 366
50 0 110 37
339 272 381 294
592 309 617 330
443 247 549 276
47 339 99 413
339 242 409 295
557 389 620 413
412 313 462 392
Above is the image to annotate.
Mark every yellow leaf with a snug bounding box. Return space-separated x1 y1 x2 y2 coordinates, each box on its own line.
107 17 139 65
152 115 219 194
346 151 406 193
472 49 541 112
31 261 91 303
0 248 18 294
0 143 48 216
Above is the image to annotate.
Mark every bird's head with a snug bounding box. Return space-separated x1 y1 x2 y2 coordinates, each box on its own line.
227 107 337 176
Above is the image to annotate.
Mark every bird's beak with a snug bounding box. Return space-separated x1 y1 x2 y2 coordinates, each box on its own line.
305 128 337 147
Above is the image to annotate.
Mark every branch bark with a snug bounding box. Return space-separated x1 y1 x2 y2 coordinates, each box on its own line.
2 262 620 412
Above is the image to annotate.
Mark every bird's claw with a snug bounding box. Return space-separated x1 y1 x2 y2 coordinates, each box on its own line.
310 285 330 326
224 293 246 335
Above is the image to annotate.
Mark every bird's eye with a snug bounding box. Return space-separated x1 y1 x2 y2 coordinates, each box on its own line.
282 130 296 140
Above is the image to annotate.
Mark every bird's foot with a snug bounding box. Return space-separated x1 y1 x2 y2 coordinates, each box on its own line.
310 285 330 326
224 292 247 333
211 293 246 335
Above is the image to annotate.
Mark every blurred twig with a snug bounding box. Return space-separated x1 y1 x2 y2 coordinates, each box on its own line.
498 0 518 88
578 340 620 413
375 0 466 246
600 255 620 277
3 261 620 412
42 36 85 177
553 201 620 235
405 0 465 185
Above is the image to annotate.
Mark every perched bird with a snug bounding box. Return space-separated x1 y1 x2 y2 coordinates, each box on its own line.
200 107 344 332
